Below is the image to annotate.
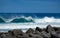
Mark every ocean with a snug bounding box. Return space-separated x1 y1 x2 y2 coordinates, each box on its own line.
0 13 60 32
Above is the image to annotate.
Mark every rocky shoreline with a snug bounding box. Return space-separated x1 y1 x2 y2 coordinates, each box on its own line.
0 25 60 38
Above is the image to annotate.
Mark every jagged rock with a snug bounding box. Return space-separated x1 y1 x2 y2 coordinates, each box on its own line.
8 29 24 36
26 28 34 33
0 25 60 38
41 31 51 38
28 33 43 38
8 29 30 38
17 33 29 38
45 25 55 33
33 31 41 35
0 34 11 38
45 25 60 38
53 27 60 31
51 32 60 38
35 27 43 32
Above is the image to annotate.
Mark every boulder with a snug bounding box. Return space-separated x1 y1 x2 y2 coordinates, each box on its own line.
8 29 30 38
53 27 60 32
28 33 43 38
35 27 43 32
8 29 24 36
17 33 29 38
26 28 34 33
0 33 11 38
41 31 51 38
45 25 55 33
33 31 41 35
51 32 60 38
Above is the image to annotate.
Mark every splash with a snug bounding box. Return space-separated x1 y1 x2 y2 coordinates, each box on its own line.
0 16 60 23
34 17 60 23
0 16 60 32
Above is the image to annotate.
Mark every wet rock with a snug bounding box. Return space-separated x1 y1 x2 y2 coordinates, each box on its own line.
53 27 60 31
0 25 60 38
26 28 34 33
41 31 51 38
0 34 10 38
33 31 41 35
17 33 29 38
35 27 43 32
10 29 24 36
51 32 60 38
8 29 29 38
28 33 43 38
45 25 55 33
45 25 59 38
45 25 60 38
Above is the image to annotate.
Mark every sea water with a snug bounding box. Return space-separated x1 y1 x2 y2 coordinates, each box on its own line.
0 13 60 32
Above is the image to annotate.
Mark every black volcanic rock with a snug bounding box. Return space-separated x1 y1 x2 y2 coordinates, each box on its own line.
41 31 51 38
45 25 60 38
28 33 43 38
45 25 55 33
8 29 24 36
17 33 29 38
26 28 34 33
35 27 43 32
0 25 60 38
53 27 60 32
8 29 29 38
51 31 60 38
33 31 41 35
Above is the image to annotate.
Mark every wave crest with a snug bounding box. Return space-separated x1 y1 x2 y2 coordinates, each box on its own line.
0 16 34 23
34 17 60 23
0 16 60 23
10 16 34 23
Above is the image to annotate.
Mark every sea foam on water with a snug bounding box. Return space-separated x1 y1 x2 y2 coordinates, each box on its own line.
0 16 60 32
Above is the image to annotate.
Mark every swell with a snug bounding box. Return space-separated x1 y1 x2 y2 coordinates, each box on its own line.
0 16 34 23
0 16 60 23
10 18 34 23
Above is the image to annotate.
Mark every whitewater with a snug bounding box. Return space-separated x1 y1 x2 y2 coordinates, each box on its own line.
0 16 60 32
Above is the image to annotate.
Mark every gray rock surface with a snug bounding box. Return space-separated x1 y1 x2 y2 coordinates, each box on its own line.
0 25 60 38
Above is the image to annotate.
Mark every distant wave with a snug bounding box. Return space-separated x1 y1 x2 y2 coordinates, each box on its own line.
0 16 60 23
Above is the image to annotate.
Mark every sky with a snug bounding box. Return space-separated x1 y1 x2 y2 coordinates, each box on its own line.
0 0 60 13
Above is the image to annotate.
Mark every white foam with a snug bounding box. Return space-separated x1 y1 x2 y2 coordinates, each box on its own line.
0 16 60 30
34 17 60 23
0 23 60 29
1 16 60 23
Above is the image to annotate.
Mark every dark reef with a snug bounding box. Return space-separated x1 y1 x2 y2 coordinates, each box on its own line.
0 25 60 38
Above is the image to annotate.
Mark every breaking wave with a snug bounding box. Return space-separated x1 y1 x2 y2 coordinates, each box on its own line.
0 16 60 32
0 16 60 23
0 16 34 23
